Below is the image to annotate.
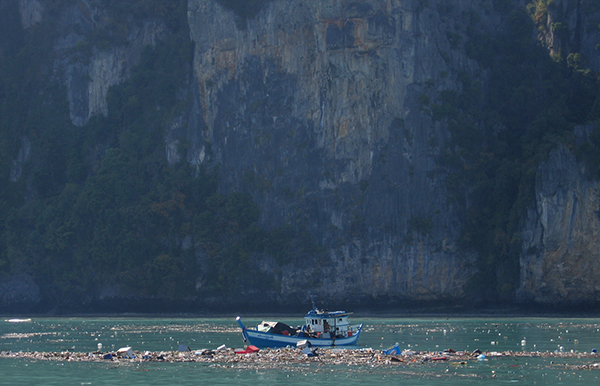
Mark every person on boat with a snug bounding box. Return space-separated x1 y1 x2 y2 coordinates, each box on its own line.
304 324 318 338
298 325 308 337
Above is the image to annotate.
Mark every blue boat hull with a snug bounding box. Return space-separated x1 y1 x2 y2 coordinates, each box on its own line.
237 317 363 348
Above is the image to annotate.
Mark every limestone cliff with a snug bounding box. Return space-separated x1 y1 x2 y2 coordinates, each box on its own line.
184 0 600 307
4 0 600 311
184 0 489 304
518 130 600 306
37 1 168 127
516 0 600 307
534 0 600 72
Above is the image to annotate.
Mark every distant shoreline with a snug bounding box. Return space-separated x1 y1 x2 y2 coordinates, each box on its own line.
3 306 600 319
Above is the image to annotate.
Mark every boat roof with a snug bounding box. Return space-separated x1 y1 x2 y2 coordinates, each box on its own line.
304 308 352 318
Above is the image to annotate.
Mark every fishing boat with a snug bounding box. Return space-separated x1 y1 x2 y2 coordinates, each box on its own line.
236 307 363 348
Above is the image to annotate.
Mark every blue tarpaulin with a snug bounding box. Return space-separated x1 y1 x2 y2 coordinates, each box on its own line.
383 344 401 355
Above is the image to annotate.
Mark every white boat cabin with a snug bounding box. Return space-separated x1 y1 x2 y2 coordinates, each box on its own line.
303 309 353 337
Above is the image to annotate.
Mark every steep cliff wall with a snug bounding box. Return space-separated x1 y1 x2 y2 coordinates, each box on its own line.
184 0 494 304
18 0 43 29
15 0 168 127
57 16 166 127
185 0 600 308
518 130 600 306
3 0 599 312
516 0 600 307
534 0 600 71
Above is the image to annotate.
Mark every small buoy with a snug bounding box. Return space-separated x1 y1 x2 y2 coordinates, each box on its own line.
97 343 102 351
521 339 526 346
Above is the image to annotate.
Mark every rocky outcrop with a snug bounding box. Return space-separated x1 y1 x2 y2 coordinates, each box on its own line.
18 0 43 29
518 136 600 306
535 0 600 71
186 0 600 308
52 4 167 126
185 0 487 304
7 0 599 311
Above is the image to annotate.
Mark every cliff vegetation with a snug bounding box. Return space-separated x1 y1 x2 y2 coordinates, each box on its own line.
1 0 599 313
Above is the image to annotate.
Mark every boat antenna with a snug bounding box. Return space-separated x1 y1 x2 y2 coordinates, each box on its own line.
310 294 317 310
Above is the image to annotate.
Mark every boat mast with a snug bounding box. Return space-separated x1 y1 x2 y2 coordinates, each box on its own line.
332 316 336 346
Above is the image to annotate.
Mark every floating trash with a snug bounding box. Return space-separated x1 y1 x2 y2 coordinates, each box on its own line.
116 347 134 358
383 344 401 355
234 345 260 354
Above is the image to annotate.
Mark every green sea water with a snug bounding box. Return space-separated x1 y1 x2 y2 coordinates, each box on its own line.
1 316 599 385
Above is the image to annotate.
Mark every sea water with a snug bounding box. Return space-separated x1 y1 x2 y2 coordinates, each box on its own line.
1 316 599 385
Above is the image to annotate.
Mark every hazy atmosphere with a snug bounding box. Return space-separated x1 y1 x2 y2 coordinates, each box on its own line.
1 0 600 315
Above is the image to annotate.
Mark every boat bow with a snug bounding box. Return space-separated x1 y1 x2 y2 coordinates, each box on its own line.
236 316 248 343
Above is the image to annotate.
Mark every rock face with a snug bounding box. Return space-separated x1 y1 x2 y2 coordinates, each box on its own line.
518 135 600 306
185 0 600 307
535 0 600 72
47 3 167 127
185 0 485 304
7 0 600 310
516 0 600 307
18 0 43 29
